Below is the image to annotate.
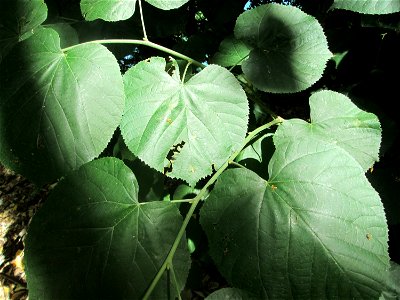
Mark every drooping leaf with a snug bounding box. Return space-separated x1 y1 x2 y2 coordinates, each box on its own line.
206 288 257 299
201 147 389 298
81 0 137 21
0 28 124 184
276 90 381 171
212 36 252 67
45 23 79 48
0 0 47 62
235 3 332 93
25 157 190 299
121 57 249 186
330 0 400 15
145 0 190 10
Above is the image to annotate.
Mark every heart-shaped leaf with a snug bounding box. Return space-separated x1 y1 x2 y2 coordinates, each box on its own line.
201 95 388 298
235 4 332 93
330 0 400 15
0 28 124 184
81 0 137 21
121 57 249 186
201 154 389 298
81 0 190 22
275 90 381 171
25 157 190 299
0 0 47 62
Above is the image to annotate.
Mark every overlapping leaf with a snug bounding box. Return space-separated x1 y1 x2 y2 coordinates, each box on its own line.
121 57 248 186
0 28 124 184
201 94 388 298
331 0 400 15
235 4 332 93
81 0 190 21
212 37 252 67
25 157 190 299
275 90 381 171
0 0 47 62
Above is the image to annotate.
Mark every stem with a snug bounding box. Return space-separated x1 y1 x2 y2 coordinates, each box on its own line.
182 61 192 83
142 117 283 299
170 264 182 300
229 161 246 169
138 0 148 41
62 40 205 69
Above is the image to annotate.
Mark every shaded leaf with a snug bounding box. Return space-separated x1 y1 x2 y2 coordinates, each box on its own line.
206 288 257 299
331 0 400 15
145 0 190 10
212 36 252 67
0 28 124 184
81 0 137 21
201 96 388 298
45 23 79 48
0 0 47 62
235 4 332 93
201 153 389 298
380 261 400 299
25 157 190 299
121 57 248 186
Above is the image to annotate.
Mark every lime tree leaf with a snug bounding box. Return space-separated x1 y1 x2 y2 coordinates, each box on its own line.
235 3 332 93
145 0 190 10
0 0 47 62
206 288 257 299
81 0 137 21
121 57 249 186
276 90 381 171
25 157 190 299
330 0 400 15
0 28 124 185
380 261 400 299
45 23 79 48
201 142 389 298
212 37 252 67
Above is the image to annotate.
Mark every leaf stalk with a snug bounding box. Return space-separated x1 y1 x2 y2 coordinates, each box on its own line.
142 117 283 299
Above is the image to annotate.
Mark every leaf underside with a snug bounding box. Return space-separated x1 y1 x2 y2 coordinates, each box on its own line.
0 28 124 184
200 91 388 299
235 3 332 93
0 0 47 62
330 0 400 15
25 157 190 299
121 57 249 186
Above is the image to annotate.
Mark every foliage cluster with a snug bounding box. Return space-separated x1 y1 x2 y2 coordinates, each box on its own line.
0 0 399 299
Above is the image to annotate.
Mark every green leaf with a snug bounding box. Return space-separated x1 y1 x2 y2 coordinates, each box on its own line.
235 4 332 93
145 0 190 10
25 157 190 299
201 151 389 298
212 36 252 67
330 0 400 15
81 0 137 21
121 57 249 186
0 28 124 184
276 90 381 171
45 23 79 48
381 261 400 299
206 288 257 299
0 0 47 62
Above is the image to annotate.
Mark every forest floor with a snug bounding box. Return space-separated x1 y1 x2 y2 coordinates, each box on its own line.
0 164 50 300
